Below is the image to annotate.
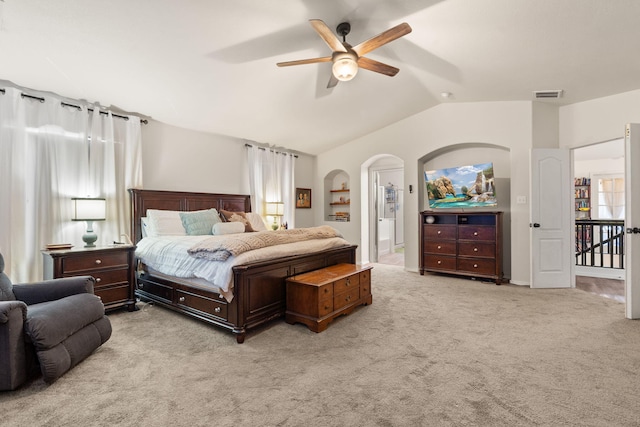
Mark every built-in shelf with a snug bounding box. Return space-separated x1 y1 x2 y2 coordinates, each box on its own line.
324 170 350 222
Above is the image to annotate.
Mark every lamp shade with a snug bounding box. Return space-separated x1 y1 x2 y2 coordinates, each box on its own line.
72 198 106 221
265 202 284 216
332 52 358 82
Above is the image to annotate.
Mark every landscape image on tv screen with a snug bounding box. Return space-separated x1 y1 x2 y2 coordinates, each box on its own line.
424 162 497 208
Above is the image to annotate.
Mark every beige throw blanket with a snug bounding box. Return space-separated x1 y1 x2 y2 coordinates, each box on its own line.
187 225 342 261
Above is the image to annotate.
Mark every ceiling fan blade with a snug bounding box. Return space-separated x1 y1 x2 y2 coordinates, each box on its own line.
327 74 339 88
309 19 348 53
277 56 332 67
357 57 400 77
352 22 412 57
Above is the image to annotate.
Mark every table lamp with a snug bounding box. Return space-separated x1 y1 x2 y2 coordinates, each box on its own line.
265 202 284 230
72 197 106 247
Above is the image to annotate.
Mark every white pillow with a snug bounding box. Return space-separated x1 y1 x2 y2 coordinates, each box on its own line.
245 212 269 232
146 209 187 237
212 221 246 235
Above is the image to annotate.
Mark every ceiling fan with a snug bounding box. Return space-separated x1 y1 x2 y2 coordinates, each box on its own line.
277 19 412 88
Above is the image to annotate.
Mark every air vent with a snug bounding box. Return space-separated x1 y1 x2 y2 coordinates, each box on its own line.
533 90 564 99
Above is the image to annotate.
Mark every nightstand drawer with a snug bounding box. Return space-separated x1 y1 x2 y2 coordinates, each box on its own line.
91 268 129 288
62 251 129 273
96 285 130 305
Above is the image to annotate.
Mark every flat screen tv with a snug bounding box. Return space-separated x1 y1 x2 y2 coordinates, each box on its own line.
424 162 497 209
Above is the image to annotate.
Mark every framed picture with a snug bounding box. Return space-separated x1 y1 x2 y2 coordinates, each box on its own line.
296 188 311 208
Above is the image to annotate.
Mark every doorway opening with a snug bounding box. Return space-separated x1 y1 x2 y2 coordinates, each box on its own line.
572 138 625 302
367 156 404 266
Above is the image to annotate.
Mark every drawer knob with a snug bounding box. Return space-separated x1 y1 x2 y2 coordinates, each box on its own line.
139 283 144 289
474 248 478 252
324 288 329 293
179 296 185 302
473 232 478 236
214 307 221 313
437 245 441 249
95 259 102 265
437 230 441 235
437 260 442 265
474 264 478 268
325 305 331 310
346 295 351 302
95 277 101 283
346 278 350 286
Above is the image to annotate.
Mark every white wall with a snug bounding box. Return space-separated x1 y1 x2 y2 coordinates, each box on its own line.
560 89 640 148
316 101 533 285
141 120 317 227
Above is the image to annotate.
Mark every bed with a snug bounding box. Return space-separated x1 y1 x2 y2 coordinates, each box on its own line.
129 189 357 343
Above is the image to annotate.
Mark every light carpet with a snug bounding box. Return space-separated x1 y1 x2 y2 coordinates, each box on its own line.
3 264 640 426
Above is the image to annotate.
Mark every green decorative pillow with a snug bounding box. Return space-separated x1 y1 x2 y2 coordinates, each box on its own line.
179 209 222 235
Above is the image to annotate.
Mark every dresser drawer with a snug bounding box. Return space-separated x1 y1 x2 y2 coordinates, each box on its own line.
424 225 456 240
457 257 496 275
424 255 457 271
458 226 495 241
334 287 360 311
424 241 456 255
334 274 360 295
458 241 496 258
62 251 129 273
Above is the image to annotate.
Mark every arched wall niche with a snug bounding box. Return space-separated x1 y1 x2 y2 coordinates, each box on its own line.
417 142 512 280
324 169 350 222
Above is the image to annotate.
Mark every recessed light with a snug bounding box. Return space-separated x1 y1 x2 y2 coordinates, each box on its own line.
440 92 453 99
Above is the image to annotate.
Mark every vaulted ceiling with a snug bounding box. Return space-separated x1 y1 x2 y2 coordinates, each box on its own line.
2 0 640 155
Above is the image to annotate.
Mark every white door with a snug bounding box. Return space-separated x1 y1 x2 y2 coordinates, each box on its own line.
625 124 640 318
530 149 572 288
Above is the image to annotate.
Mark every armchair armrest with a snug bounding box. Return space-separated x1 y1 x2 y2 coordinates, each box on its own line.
0 300 27 324
12 276 95 306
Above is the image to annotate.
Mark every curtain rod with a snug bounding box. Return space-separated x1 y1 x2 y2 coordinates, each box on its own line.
0 88 148 124
245 143 298 158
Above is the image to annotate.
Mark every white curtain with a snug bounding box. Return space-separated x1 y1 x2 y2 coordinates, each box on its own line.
0 86 142 282
247 144 295 228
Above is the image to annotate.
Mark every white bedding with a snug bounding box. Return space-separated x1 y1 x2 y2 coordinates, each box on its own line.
135 234 351 301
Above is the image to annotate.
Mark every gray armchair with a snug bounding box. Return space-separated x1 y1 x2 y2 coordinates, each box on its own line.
0 252 112 390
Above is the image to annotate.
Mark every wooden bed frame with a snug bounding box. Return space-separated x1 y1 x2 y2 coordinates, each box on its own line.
129 189 357 343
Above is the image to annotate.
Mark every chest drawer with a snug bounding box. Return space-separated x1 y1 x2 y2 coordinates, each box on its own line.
424 241 457 255
333 287 360 311
457 241 496 258
333 273 360 295
458 226 495 241
62 251 129 273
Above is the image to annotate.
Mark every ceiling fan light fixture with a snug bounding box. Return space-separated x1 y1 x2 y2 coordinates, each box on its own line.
332 53 358 81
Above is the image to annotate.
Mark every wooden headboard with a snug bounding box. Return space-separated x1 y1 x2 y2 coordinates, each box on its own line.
128 189 251 244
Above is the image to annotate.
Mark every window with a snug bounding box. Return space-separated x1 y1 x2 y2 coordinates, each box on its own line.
595 175 624 219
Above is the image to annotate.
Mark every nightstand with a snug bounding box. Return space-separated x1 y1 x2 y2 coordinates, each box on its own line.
42 245 137 311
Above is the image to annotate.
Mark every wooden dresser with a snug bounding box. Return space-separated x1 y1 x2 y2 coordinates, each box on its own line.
42 245 137 311
420 211 503 284
285 263 372 332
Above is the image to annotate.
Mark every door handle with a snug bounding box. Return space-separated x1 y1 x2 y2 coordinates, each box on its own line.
530 223 541 228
